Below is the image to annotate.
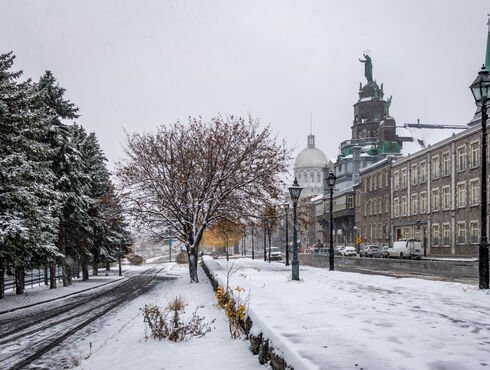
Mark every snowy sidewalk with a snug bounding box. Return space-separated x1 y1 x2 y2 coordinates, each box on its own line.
74 263 262 370
204 257 490 370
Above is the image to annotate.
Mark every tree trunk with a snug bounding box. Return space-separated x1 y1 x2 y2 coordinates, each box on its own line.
67 263 72 285
15 267 24 295
44 263 48 285
50 261 57 289
92 263 98 276
61 258 68 287
187 247 199 283
76 255 80 278
82 255 89 281
0 268 4 299
106 261 110 271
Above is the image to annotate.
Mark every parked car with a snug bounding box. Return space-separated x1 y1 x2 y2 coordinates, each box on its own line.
269 247 282 261
360 245 380 257
342 246 357 256
334 246 345 256
388 239 423 259
373 246 389 258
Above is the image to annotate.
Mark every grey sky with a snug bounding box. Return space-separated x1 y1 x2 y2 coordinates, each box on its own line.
1 0 489 169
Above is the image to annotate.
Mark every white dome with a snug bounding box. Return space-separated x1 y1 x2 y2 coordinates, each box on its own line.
294 146 328 169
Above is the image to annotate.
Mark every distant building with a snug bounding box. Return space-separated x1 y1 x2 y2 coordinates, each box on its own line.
294 133 330 198
293 132 331 247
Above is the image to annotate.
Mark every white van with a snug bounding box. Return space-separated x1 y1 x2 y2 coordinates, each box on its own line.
388 239 423 259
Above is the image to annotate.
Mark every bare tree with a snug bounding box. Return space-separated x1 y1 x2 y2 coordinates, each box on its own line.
116 115 290 282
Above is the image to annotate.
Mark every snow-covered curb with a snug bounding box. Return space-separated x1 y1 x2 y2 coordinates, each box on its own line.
202 257 314 370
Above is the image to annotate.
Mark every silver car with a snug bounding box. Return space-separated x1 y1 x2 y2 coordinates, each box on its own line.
270 247 282 261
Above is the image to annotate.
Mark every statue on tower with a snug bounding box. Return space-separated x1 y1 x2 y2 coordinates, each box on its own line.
359 53 373 83
385 96 392 117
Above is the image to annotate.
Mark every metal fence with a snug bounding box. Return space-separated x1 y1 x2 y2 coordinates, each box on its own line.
3 266 63 293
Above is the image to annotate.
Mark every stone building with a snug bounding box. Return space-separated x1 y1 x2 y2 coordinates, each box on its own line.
293 132 331 248
390 125 485 256
317 54 401 248
294 133 329 198
356 157 393 247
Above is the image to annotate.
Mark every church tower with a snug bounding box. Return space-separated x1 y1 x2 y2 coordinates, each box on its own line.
352 55 387 140
333 54 400 190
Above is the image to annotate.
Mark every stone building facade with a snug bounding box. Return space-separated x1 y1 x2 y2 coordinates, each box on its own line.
355 124 486 256
356 158 393 247
390 125 485 257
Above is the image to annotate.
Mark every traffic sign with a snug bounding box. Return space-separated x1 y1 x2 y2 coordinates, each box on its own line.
356 238 362 243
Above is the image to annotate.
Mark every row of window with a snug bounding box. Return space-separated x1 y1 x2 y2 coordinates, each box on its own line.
364 195 389 216
297 170 322 185
393 141 481 190
432 222 480 246
325 194 354 213
362 223 387 241
363 170 389 193
392 179 480 217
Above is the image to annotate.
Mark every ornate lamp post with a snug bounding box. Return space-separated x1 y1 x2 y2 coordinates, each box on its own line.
284 202 290 266
251 224 255 260
470 66 490 289
226 231 229 261
288 178 303 280
327 171 337 271
353 225 358 254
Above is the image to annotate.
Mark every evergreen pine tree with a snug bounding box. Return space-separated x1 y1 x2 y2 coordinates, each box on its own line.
0 53 59 296
34 70 81 287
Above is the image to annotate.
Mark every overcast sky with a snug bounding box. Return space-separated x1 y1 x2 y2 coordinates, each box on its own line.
1 0 489 170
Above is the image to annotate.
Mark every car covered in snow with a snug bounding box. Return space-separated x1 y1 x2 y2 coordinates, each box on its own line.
269 247 282 261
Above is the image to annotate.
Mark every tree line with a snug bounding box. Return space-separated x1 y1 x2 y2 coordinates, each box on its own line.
0 52 132 297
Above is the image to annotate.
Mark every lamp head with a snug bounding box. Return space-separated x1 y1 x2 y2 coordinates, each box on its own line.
470 66 490 103
288 177 303 203
327 171 337 189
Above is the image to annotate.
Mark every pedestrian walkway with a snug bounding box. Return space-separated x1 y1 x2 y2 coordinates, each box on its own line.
74 263 262 370
204 257 490 370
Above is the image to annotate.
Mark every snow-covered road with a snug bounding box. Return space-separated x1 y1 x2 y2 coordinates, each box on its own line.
0 266 172 369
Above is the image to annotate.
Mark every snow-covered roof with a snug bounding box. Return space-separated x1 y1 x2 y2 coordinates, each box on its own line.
397 123 468 156
310 194 324 202
359 157 391 174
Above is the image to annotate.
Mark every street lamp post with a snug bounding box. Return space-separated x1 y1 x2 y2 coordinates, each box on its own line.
169 233 172 263
288 178 303 280
263 224 267 262
354 225 358 254
470 65 490 289
284 202 290 266
226 232 229 261
251 224 255 260
327 171 337 271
